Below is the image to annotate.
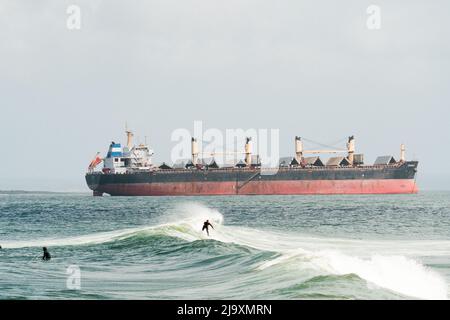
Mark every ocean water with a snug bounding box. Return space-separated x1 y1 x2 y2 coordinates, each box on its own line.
0 192 449 300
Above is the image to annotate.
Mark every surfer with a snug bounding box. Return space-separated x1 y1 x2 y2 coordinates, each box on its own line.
202 220 214 236
42 247 51 261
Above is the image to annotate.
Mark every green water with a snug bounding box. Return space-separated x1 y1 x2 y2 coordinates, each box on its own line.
0 192 449 299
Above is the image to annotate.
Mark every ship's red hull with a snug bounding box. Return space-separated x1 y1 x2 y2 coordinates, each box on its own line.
96 179 418 196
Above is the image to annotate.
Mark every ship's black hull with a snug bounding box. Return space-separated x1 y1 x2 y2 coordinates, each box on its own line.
86 161 418 196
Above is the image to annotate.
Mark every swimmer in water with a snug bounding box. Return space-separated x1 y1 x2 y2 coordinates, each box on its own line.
42 247 51 261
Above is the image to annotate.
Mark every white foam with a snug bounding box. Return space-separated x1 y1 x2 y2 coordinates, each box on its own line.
323 252 447 300
1 227 149 249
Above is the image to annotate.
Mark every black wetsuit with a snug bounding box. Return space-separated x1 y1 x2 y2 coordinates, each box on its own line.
42 249 51 261
202 221 214 236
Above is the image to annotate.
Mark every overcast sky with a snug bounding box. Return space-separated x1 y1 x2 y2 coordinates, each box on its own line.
1 0 449 191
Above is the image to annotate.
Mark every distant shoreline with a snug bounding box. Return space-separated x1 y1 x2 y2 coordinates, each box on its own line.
0 190 89 195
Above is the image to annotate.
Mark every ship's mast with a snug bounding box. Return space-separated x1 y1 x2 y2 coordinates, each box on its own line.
347 135 355 165
295 136 303 163
191 138 199 165
400 143 406 162
125 123 134 150
244 137 252 166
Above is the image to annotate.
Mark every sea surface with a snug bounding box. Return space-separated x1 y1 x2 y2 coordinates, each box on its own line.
0 192 449 300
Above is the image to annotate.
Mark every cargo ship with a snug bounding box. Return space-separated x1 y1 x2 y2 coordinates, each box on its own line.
85 130 418 196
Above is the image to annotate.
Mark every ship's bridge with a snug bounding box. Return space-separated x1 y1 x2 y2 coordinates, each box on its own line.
103 142 128 173
103 141 154 173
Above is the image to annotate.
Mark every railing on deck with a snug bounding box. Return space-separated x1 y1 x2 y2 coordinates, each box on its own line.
87 162 407 175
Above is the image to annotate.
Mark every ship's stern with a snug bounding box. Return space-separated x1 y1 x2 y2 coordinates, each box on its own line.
85 173 104 196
